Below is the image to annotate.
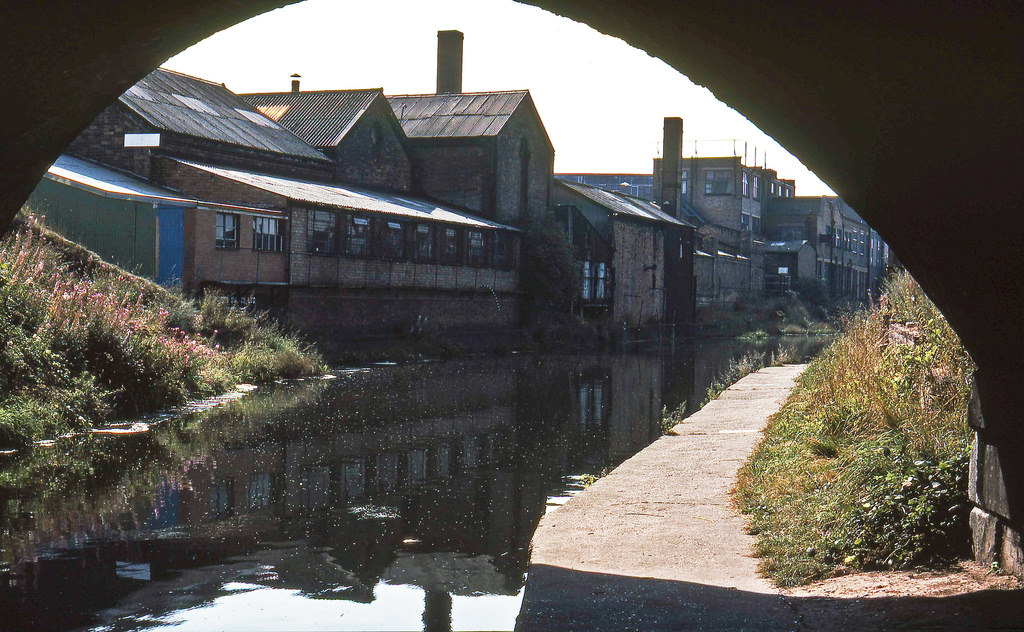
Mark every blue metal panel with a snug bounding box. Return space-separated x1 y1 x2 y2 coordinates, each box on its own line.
156 205 184 286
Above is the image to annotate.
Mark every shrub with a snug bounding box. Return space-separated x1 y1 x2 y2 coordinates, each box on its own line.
736 270 974 585
520 217 578 324
0 215 323 447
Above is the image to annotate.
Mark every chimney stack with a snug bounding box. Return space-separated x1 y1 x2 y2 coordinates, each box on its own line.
661 117 683 218
290 73 301 93
437 30 464 94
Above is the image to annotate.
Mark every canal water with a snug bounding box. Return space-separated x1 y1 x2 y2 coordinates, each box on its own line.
0 337 828 631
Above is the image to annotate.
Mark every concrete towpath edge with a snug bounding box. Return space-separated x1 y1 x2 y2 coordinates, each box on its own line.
516 363 807 632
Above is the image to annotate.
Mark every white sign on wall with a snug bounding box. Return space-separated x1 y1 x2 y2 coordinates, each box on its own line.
778 267 789 274
124 133 161 147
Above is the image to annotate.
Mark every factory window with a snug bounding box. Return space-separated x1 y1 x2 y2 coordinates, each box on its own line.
753 175 761 200
704 169 733 195
413 223 434 261
345 215 368 256
680 170 688 196
441 227 459 264
466 229 487 265
308 210 338 254
492 232 508 267
741 213 750 230
215 213 238 249
252 216 284 252
742 171 750 197
379 220 404 258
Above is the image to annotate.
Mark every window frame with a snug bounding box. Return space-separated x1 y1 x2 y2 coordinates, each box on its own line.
308 209 339 255
741 171 750 197
215 212 239 249
465 229 487 266
344 214 370 256
252 216 284 252
704 169 734 196
378 219 405 259
441 226 460 264
413 223 434 262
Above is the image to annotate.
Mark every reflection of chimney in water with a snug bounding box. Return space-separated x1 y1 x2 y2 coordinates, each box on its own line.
290 73 301 93
436 30 464 94
661 117 683 218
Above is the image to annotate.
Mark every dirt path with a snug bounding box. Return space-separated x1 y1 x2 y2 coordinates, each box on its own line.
784 562 1023 631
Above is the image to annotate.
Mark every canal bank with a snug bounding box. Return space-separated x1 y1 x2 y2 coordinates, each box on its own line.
517 364 806 631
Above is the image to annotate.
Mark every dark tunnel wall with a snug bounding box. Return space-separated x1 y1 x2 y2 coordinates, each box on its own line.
0 0 1021 565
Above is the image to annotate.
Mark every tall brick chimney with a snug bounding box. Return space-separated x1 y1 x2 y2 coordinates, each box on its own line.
437 30 464 94
661 117 683 218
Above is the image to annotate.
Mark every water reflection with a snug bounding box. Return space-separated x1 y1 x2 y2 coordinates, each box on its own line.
0 337 828 631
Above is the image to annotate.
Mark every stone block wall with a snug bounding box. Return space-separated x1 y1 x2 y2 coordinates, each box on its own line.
968 386 1024 575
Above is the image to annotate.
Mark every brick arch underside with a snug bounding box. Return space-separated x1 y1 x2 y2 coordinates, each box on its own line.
0 1 1020 493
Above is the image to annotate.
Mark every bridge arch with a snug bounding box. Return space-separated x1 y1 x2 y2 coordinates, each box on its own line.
0 0 1020 564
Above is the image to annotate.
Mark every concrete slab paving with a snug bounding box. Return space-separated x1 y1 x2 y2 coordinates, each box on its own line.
517 364 807 632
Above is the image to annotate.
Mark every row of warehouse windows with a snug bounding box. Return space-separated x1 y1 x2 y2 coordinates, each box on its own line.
214 211 512 268
306 209 512 268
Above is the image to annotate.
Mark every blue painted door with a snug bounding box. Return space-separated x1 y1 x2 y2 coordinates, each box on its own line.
156 205 185 286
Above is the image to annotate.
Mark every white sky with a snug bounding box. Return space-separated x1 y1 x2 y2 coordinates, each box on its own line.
166 0 835 196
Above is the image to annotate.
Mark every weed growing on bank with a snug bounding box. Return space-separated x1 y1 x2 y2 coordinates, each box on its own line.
735 271 974 586
0 216 324 448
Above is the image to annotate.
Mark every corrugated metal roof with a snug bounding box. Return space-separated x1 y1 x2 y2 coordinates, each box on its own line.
387 91 529 138
765 240 811 253
241 89 382 147
173 159 519 231
555 180 693 227
119 69 328 161
46 155 196 206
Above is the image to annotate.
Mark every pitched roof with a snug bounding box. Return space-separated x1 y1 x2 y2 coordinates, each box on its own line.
241 89 383 147
172 159 519 231
119 68 327 161
47 155 195 206
387 91 529 138
555 180 693 228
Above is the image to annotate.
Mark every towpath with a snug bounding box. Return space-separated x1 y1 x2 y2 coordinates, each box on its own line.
517 364 806 632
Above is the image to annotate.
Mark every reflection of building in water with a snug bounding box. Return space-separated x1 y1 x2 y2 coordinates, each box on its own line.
570 355 664 469
0 354 688 630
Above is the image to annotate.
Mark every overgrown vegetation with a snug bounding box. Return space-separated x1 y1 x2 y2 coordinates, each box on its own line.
735 271 974 586
520 216 579 325
699 280 843 337
702 351 766 406
0 214 324 448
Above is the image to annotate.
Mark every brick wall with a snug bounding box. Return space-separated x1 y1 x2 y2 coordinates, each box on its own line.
152 158 288 209
331 99 412 191
66 103 154 177
287 287 520 339
494 104 554 227
409 142 490 215
695 249 765 303
188 207 287 291
612 218 665 325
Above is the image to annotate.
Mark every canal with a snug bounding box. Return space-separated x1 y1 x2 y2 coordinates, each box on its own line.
0 337 828 631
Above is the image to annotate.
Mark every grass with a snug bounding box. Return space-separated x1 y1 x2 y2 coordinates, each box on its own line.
735 270 974 586
0 213 324 448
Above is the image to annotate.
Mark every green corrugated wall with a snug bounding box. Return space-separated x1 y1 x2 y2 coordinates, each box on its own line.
26 178 157 278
